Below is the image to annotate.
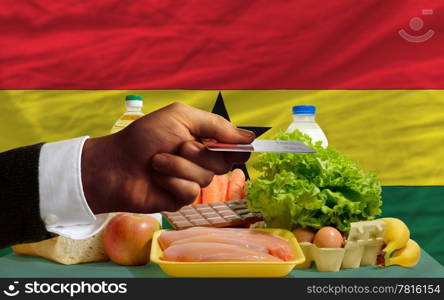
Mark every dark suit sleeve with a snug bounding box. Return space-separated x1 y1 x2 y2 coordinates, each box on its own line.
0 143 55 248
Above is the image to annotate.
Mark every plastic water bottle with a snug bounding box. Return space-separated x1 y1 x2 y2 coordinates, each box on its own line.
110 95 144 133
286 105 328 147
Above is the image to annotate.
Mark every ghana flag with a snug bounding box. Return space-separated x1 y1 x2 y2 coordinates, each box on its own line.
0 1 443 264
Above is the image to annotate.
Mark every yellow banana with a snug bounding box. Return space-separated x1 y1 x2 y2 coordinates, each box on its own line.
380 218 410 263
386 239 421 267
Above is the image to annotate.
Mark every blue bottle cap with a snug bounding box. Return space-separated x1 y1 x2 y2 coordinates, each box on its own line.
292 105 316 115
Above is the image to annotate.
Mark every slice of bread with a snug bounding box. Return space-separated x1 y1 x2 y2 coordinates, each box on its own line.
12 230 109 265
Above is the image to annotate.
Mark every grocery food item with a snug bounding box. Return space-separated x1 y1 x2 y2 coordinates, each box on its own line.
12 231 108 265
110 95 144 133
286 105 328 147
202 174 229 203
159 227 294 261
196 169 246 204
292 228 314 243
171 235 268 253
162 199 262 229
378 217 419 267
313 226 343 248
296 220 385 272
380 217 410 263
150 228 305 277
227 168 246 201
159 227 248 249
385 239 420 267
162 242 282 262
103 213 160 265
247 130 382 232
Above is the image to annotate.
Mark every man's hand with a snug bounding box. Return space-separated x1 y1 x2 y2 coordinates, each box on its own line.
81 102 254 213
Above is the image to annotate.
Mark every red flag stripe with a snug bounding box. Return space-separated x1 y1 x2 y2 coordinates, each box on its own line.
1 0 443 89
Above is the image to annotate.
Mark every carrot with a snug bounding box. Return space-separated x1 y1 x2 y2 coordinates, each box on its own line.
219 174 229 201
242 183 247 199
191 189 202 205
227 168 246 201
202 174 229 203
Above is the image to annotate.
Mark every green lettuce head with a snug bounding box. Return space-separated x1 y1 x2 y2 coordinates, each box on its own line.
246 131 382 233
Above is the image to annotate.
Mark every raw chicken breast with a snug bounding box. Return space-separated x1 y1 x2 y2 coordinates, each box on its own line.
159 227 294 261
162 242 282 262
158 227 249 249
170 236 268 253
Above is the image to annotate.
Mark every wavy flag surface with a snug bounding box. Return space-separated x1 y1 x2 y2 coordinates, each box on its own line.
0 0 443 263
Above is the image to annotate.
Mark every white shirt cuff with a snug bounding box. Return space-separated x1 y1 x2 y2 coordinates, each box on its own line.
39 136 108 239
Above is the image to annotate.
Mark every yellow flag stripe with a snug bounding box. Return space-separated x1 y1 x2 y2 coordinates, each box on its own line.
1 90 443 186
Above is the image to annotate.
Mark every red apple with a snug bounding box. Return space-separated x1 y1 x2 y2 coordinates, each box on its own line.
103 213 160 265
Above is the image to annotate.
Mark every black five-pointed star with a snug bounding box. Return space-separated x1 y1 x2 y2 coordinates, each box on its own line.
211 92 271 180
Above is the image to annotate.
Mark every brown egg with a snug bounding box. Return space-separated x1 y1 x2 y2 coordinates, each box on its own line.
293 227 315 243
313 226 343 248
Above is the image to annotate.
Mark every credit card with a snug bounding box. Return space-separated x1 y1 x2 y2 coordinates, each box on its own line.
203 139 315 153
